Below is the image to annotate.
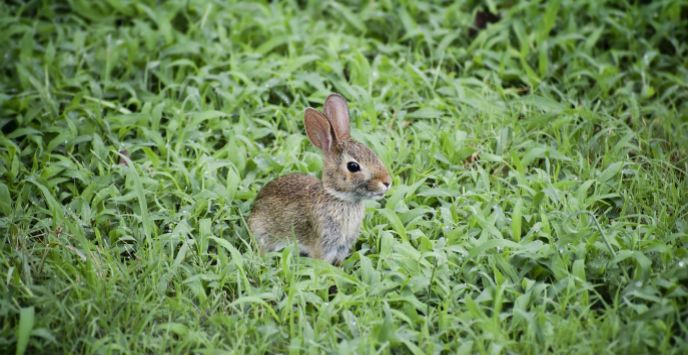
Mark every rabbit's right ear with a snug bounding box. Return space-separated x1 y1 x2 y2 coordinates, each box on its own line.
304 107 333 152
323 94 351 141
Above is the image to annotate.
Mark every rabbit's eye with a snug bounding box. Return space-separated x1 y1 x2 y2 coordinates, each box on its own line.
347 162 361 172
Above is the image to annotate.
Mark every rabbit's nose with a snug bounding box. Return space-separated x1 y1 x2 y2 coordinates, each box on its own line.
379 181 391 192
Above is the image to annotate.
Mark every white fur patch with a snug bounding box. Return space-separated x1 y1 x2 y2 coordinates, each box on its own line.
269 241 288 252
324 187 361 202
322 248 346 264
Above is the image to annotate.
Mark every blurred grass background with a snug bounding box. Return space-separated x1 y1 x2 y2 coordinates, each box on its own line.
1 0 687 353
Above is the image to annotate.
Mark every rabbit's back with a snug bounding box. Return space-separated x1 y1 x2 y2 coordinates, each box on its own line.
248 173 322 252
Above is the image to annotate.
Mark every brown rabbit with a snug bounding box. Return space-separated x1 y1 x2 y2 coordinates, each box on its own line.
248 94 391 265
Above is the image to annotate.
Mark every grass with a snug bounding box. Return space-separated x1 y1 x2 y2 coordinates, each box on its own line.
1 0 687 353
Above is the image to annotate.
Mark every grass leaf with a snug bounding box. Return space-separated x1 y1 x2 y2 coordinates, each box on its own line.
16 307 34 355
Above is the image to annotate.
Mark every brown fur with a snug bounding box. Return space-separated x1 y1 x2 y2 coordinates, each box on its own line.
247 94 391 265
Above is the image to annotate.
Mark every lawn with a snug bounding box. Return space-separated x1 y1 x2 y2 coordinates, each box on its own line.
1 0 687 354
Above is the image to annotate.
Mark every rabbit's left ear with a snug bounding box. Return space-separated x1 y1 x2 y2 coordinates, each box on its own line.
323 93 351 141
304 107 333 152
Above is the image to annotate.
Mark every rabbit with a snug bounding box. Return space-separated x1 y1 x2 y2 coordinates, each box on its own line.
248 93 392 265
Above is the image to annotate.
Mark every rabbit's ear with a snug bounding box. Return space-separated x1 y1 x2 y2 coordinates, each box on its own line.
323 93 351 141
304 107 333 151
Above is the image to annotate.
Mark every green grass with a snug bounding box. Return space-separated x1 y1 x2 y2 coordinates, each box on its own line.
1 0 687 353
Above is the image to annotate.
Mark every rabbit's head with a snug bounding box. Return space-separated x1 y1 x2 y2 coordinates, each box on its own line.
305 94 391 202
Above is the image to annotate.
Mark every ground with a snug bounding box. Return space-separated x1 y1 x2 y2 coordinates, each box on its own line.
1 0 687 354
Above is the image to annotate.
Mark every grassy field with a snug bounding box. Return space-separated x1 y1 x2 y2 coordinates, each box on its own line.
1 0 687 353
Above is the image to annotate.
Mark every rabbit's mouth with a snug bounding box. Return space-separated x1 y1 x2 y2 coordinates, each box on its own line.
370 191 387 200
